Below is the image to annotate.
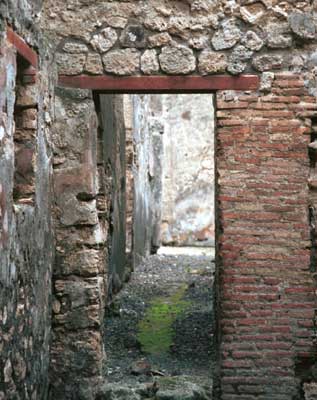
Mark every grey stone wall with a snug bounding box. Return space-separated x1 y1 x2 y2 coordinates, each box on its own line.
50 88 107 399
0 11 54 400
132 95 163 266
99 94 127 299
123 95 135 255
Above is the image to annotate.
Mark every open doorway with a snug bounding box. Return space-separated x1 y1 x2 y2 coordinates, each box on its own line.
98 92 216 399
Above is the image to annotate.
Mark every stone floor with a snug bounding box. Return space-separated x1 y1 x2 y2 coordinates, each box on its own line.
98 249 215 400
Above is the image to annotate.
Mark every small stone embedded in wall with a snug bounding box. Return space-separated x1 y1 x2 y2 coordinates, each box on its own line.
63 42 88 54
168 16 190 38
102 49 140 75
141 50 159 74
85 53 104 75
266 23 293 49
252 54 283 72
241 31 264 52
198 50 228 75
289 11 316 40
90 27 118 53
20 108 38 130
56 53 86 75
189 35 209 50
211 18 241 50
227 45 253 75
107 16 128 29
259 71 275 92
120 23 147 48
159 45 196 74
4 359 12 383
240 3 266 25
148 32 172 48
13 353 27 381
15 84 38 108
144 16 168 32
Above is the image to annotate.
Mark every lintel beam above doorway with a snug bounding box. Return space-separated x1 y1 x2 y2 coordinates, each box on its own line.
58 74 259 93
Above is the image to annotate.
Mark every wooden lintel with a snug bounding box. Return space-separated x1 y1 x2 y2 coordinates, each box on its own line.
6 27 38 69
58 74 260 93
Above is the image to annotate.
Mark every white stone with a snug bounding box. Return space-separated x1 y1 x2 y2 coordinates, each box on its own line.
141 50 159 75
90 27 118 53
211 19 241 50
241 31 264 51
260 72 275 92
63 42 88 54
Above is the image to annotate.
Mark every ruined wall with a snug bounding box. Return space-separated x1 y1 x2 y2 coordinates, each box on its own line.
50 88 107 399
123 95 134 255
41 0 317 398
132 95 163 266
99 94 126 299
0 4 54 398
160 94 215 247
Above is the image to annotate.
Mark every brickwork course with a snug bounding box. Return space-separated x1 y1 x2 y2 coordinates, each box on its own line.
1 0 317 399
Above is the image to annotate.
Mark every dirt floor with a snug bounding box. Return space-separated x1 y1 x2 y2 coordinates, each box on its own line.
102 248 215 399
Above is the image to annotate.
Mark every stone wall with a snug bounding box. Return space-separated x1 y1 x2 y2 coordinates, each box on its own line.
124 95 134 255
159 94 215 247
99 94 127 299
0 5 54 398
132 95 163 266
44 0 317 80
50 88 107 399
39 1 317 398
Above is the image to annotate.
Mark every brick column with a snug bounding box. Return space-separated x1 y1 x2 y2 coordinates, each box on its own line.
217 73 316 399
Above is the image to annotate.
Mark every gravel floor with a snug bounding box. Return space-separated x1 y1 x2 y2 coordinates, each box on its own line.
103 251 215 390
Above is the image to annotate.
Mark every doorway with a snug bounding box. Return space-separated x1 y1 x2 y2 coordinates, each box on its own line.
97 92 216 399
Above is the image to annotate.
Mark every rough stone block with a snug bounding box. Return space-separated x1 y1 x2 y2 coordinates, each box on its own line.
198 50 228 75
102 49 140 75
141 50 159 74
159 45 196 74
304 383 317 400
56 53 86 75
85 53 104 75
90 27 118 53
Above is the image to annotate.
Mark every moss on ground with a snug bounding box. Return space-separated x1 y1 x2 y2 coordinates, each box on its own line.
137 284 190 354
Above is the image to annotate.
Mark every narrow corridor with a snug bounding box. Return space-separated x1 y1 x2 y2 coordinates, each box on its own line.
100 249 215 400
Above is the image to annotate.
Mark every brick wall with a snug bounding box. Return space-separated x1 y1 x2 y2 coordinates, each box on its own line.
217 73 317 399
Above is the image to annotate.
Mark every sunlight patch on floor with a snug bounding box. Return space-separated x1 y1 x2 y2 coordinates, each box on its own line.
157 246 215 257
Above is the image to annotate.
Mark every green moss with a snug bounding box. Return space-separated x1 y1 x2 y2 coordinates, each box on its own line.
137 285 190 354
